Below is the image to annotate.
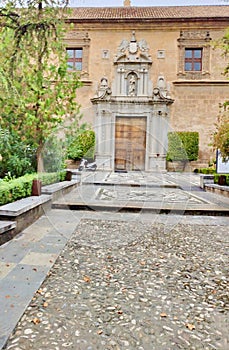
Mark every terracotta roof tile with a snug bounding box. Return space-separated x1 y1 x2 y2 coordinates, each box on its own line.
69 6 229 20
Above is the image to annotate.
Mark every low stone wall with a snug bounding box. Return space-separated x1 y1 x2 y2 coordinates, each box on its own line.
204 184 229 198
166 161 208 172
65 159 81 169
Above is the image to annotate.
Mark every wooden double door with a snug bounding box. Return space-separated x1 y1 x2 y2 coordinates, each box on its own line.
115 117 146 171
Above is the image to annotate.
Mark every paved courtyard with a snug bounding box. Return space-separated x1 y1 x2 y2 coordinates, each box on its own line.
0 172 229 349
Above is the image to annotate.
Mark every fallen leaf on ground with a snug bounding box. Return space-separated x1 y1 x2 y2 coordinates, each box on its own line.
186 323 195 330
83 275 91 283
32 317 41 325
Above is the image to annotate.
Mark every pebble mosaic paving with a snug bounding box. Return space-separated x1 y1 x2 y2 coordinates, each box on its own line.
96 187 209 205
3 219 228 350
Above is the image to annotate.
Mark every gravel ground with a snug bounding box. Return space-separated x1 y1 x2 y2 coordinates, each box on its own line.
4 219 229 350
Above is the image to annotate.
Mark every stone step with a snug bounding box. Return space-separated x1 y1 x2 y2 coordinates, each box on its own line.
52 201 229 216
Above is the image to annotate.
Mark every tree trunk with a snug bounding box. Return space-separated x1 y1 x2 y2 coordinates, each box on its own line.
37 145 44 173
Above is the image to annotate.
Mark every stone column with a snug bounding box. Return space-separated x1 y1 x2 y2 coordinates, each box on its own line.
94 105 114 170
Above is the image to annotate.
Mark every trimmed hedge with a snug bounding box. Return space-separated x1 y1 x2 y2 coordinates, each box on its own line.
167 131 199 162
0 171 66 206
38 171 66 185
195 168 216 174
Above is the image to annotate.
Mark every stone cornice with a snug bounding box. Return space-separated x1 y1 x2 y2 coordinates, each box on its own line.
173 80 229 86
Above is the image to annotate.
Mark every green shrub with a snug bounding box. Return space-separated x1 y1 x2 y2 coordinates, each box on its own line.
167 131 199 162
197 168 216 174
0 174 34 205
37 171 66 185
67 129 95 160
0 171 66 205
0 128 36 178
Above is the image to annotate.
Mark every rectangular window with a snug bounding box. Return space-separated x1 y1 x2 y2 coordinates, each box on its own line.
185 48 202 72
66 48 83 71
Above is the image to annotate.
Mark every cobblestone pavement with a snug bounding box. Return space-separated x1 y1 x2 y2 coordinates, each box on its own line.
3 218 229 350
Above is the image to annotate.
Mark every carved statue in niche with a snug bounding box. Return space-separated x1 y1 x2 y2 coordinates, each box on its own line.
128 74 137 96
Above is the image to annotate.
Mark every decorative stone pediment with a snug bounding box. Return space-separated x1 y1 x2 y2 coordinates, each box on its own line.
112 32 152 97
114 31 152 64
178 30 211 42
65 31 90 43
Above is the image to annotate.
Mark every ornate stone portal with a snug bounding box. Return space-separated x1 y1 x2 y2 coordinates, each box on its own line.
91 32 174 172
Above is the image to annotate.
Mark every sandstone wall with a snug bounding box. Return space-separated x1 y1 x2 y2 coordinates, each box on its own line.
67 21 229 166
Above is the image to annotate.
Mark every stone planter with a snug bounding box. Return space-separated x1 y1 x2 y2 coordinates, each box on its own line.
65 159 81 169
218 175 226 186
65 171 72 181
166 161 185 172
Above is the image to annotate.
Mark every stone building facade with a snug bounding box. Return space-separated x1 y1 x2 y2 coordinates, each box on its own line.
65 4 229 171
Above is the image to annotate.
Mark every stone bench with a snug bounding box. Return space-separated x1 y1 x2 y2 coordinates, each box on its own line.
42 179 79 200
200 174 214 189
65 169 82 181
0 195 52 245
